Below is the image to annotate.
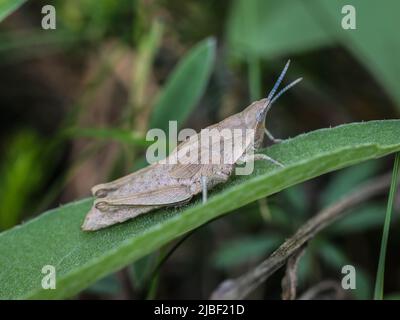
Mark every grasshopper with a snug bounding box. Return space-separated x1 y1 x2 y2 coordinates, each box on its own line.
82 60 302 231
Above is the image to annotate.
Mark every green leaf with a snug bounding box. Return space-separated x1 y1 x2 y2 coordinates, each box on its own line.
149 37 216 132
353 268 373 300
328 203 387 235
0 0 26 23
212 234 283 269
282 184 309 218
227 0 333 58
131 20 164 111
297 248 314 286
316 240 373 299
317 0 400 108
85 274 121 296
320 160 381 207
1 120 400 299
317 239 348 269
227 0 400 108
0 130 47 230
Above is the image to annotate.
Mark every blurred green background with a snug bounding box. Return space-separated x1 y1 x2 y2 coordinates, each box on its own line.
0 0 399 299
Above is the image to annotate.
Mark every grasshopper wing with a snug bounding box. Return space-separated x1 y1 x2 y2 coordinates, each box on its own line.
82 185 192 231
169 163 203 179
169 129 251 179
91 164 156 197
82 205 157 231
94 185 192 208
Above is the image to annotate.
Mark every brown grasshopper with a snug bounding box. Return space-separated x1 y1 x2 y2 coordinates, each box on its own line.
82 60 302 231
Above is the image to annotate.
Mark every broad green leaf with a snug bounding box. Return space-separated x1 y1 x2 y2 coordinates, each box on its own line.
149 37 216 132
227 0 400 109
0 120 399 299
0 0 26 23
317 0 400 108
227 0 334 59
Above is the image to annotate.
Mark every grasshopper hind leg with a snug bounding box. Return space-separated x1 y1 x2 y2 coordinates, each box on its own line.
237 151 284 168
201 176 208 203
253 153 284 167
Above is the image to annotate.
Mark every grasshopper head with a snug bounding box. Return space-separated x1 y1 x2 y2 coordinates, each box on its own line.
242 98 268 124
241 60 302 148
242 98 269 146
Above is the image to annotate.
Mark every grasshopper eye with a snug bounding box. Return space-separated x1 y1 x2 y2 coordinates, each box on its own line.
256 110 264 122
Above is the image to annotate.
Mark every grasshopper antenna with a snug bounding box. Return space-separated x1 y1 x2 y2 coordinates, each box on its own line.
266 59 291 102
256 60 302 122
269 77 302 106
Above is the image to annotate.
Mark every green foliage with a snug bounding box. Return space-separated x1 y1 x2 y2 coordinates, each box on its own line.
266 157 393 299
212 234 283 269
328 203 387 235
59 0 133 40
320 160 381 207
130 20 164 114
86 274 121 296
318 0 400 108
227 0 400 108
149 37 216 132
227 0 332 58
0 131 46 230
0 0 26 23
0 120 399 299
1 0 398 301
65 127 151 147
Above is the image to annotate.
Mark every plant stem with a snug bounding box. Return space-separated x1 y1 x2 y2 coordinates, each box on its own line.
374 153 400 300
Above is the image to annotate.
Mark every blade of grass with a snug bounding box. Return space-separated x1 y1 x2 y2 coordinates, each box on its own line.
374 152 400 300
131 20 163 109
